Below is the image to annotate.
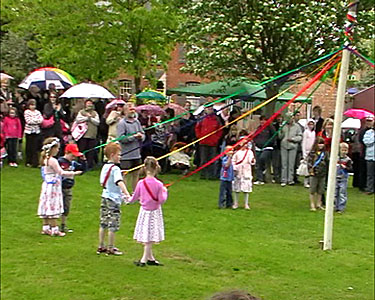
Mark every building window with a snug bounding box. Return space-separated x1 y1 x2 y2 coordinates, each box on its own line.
186 81 200 87
185 81 201 109
178 45 186 63
119 79 133 99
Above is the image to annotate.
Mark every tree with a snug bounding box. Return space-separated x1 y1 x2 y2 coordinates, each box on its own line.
176 0 374 115
0 30 39 84
1 0 178 92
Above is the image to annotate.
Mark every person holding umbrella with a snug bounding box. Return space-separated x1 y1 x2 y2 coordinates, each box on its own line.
361 116 375 195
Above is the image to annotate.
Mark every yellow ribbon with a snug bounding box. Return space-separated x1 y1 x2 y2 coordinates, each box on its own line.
122 52 342 174
122 86 292 174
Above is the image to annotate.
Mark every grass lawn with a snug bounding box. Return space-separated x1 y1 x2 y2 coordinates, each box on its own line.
1 164 374 300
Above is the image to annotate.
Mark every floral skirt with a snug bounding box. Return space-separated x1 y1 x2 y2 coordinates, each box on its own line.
37 181 64 218
233 177 253 193
133 207 164 243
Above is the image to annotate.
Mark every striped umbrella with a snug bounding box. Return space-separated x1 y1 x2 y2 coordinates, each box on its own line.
19 67 77 90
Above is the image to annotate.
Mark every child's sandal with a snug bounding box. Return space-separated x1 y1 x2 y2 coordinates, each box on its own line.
41 229 52 235
134 260 146 267
147 260 164 266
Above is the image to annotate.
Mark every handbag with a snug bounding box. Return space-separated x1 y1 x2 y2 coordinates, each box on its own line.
297 159 309 176
41 115 55 129
60 119 70 134
71 121 88 141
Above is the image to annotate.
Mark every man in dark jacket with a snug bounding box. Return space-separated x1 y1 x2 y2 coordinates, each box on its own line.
253 115 275 184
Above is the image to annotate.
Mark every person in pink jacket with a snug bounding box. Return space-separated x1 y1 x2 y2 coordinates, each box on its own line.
129 156 168 267
2 107 22 167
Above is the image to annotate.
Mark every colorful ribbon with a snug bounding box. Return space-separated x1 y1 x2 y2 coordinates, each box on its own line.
165 57 340 187
82 49 342 155
122 86 293 174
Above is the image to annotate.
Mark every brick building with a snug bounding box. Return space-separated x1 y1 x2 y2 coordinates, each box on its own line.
114 44 339 116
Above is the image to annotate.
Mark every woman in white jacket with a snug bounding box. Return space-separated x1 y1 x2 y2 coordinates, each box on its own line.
301 119 316 187
75 99 100 169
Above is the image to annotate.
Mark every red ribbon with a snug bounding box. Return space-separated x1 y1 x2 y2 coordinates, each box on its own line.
166 57 340 187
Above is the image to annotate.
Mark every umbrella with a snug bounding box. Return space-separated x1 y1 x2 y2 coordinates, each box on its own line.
60 83 115 99
344 108 374 119
167 78 311 102
341 118 361 129
19 67 76 90
136 90 167 101
0 73 14 80
164 103 187 115
105 99 126 110
135 104 165 116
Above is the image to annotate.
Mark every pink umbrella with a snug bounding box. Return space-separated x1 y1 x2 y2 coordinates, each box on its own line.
344 108 374 119
164 103 187 115
135 104 165 116
105 99 126 110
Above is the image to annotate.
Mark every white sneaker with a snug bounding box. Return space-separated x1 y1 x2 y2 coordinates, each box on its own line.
232 204 238 209
13 163 18 167
254 181 261 185
245 205 250 210
281 183 286 187
304 184 310 188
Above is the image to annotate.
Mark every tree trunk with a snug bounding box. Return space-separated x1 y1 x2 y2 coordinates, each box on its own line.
134 76 141 94
264 84 280 118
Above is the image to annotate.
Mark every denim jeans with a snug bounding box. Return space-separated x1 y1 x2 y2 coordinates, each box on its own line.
366 160 374 193
272 148 281 183
255 150 272 182
335 178 348 211
199 145 218 179
218 180 233 208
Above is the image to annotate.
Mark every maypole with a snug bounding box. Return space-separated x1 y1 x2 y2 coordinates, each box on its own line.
323 1 359 251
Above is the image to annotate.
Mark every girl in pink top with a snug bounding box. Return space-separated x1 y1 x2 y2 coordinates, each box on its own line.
2 107 22 167
129 156 168 267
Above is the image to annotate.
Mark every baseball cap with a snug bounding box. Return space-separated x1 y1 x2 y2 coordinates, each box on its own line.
65 144 83 156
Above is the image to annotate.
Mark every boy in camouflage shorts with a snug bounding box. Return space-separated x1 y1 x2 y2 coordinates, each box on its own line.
97 143 130 255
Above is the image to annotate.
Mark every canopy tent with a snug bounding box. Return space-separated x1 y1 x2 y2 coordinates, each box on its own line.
167 79 311 102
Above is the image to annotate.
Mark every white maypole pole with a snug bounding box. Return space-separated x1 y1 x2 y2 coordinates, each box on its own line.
323 1 359 251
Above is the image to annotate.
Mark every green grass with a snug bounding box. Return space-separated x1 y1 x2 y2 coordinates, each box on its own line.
1 164 374 300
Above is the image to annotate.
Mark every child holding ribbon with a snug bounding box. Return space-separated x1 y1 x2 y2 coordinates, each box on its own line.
307 137 329 211
38 137 82 236
232 137 256 210
128 156 168 267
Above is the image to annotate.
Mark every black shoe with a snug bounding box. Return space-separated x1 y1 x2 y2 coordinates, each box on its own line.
147 260 163 266
61 225 73 233
134 260 146 267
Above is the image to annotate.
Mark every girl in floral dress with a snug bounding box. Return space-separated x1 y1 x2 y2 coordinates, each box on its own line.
232 138 256 210
38 137 82 236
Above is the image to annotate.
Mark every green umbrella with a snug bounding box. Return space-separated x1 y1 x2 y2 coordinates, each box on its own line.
136 90 167 101
166 79 311 102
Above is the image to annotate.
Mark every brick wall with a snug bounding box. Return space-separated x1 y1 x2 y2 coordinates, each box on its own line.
289 79 338 118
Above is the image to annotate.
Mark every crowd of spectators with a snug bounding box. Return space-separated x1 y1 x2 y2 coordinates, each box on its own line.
0 77 374 195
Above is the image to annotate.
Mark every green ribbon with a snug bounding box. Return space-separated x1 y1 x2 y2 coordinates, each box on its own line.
82 48 342 154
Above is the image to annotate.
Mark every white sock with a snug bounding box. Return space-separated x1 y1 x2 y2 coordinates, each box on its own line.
233 192 239 206
244 193 249 207
51 226 59 234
